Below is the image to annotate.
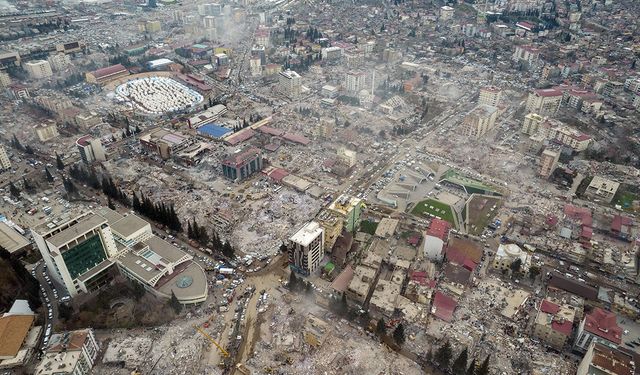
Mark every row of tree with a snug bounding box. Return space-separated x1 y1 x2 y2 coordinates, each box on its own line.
132 192 182 232
11 134 35 154
425 341 490 375
101 177 130 207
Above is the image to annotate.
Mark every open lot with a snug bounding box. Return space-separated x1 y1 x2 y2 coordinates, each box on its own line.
465 194 502 235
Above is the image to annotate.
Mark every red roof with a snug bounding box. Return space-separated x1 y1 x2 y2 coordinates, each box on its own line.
611 215 633 232
540 300 561 314
258 125 285 137
584 308 622 344
224 128 255 146
535 88 562 97
427 218 450 241
222 147 260 168
564 204 592 226
581 226 593 239
552 319 573 336
432 292 457 322
263 167 289 182
445 246 477 271
92 64 127 79
281 133 310 145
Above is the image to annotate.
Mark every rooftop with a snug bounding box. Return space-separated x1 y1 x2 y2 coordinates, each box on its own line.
47 213 107 248
584 308 622 344
0 222 30 253
290 221 323 247
91 64 127 79
110 214 149 239
0 314 34 358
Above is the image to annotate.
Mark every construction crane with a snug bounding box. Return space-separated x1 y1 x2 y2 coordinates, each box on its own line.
193 325 230 358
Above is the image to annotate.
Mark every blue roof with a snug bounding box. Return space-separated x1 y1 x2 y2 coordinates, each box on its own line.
197 123 232 138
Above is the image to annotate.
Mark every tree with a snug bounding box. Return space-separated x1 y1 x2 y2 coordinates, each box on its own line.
528 265 540 280
476 355 490 375
304 281 313 295
8 181 20 199
45 168 54 183
11 134 24 151
107 198 116 210
58 303 73 320
132 281 146 301
393 323 405 346
510 258 522 274
22 177 34 193
376 318 386 336
222 241 234 258
452 348 469 374
435 341 453 369
339 293 348 316
169 290 182 314
56 153 65 170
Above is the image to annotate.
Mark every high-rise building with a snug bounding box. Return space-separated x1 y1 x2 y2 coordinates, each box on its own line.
513 45 540 65
278 69 301 98
32 212 120 297
0 71 10 88
0 145 11 171
344 71 368 94
525 88 563 116
440 6 454 20
288 221 324 275
251 45 266 66
35 329 99 375
539 149 560 178
327 194 364 233
24 60 53 79
35 122 59 142
221 147 263 182
76 135 106 164
478 86 502 107
522 113 544 135
459 104 498 138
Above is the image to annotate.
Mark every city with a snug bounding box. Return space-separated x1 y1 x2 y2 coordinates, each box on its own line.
0 0 639 374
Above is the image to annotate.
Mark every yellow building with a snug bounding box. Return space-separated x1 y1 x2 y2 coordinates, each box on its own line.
533 298 576 350
314 210 344 253
522 113 544 135
460 104 498 138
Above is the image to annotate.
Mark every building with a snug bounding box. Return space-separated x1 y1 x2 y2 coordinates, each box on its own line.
76 135 106 164
85 64 129 85
0 146 11 171
139 128 198 160
321 85 339 98
138 20 161 33
533 299 576 350
0 300 38 369
327 195 364 233
34 329 99 375
187 104 227 128
32 212 120 297
344 71 368 94
321 46 343 61
0 71 11 87
221 147 263 182
478 86 502 107
288 221 324 275
574 308 622 352
539 149 560 178
315 210 343 253
0 222 30 255
492 243 530 272
278 70 301 98
585 176 620 203
538 119 592 151
577 342 635 375
525 88 563 116
459 104 498 138
24 60 53 79
440 5 454 20
522 113 544 135
423 235 445 261
47 53 71 72
75 112 102 129
251 45 266 66
513 45 540 65
35 122 59 142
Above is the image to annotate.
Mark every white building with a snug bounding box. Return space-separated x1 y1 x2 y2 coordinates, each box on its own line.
24 60 53 80
0 71 10 88
0 145 11 171
35 329 99 375
522 113 544 135
278 69 301 98
423 235 444 261
459 104 498 138
344 71 368 94
526 88 563 116
585 176 620 203
321 46 343 61
76 135 106 164
440 6 454 21
492 243 530 272
288 221 324 275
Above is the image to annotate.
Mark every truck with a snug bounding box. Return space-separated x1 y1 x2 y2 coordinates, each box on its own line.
219 268 234 275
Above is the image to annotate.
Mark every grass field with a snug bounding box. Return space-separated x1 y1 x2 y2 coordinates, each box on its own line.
360 220 379 235
411 199 456 225
614 191 638 212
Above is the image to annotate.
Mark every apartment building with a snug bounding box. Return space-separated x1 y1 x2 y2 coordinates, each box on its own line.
327 194 364 233
478 86 502 107
574 308 622 352
585 176 620 203
35 122 59 142
278 69 301 98
513 45 540 65
24 60 53 79
538 119 592 151
344 71 368 94
47 53 71 72
522 113 544 135
533 299 576 350
0 71 11 87
76 135 106 164
221 147 263 182
0 146 11 171
539 149 560 178
577 342 636 375
288 221 324 275
440 5 454 20
525 88 563 116
459 104 498 138
35 329 99 375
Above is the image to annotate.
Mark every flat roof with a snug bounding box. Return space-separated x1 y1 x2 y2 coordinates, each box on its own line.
111 214 149 239
290 221 323 246
77 259 114 283
47 213 106 248
375 218 399 238
197 123 232 139
0 315 34 358
143 235 188 264
156 261 208 303
0 222 30 253
94 207 124 225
